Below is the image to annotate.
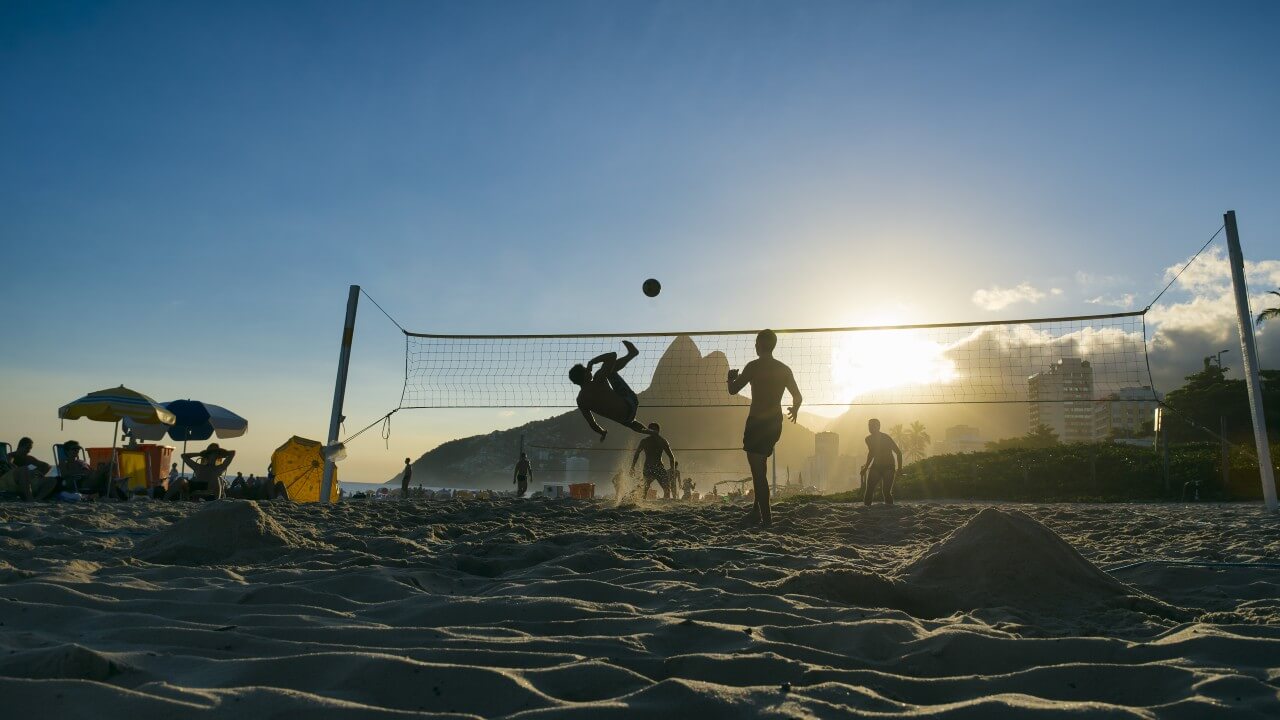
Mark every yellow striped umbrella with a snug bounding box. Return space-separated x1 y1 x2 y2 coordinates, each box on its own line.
59 386 176 425
58 387 176 491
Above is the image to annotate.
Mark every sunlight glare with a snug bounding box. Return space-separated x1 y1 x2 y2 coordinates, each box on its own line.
830 329 958 403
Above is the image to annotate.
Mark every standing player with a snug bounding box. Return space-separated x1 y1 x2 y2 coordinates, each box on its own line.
401 458 412 500
630 422 676 499
514 452 532 497
727 329 802 528
570 340 650 440
859 418 902 506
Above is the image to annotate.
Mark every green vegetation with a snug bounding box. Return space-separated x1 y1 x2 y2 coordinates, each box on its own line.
797 441 1279 503
1257 289 1280 325
985 423 1060 451
1161 362 1279 445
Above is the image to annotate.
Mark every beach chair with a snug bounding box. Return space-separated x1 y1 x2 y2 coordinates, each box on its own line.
52 443 127 499
52 443 90 494
0 442 19 501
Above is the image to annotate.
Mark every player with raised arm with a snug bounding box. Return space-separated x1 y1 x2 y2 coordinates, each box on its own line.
570 340 650 440
727 329 802 528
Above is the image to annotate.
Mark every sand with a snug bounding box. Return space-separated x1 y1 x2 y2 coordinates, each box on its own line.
0 498 1277 718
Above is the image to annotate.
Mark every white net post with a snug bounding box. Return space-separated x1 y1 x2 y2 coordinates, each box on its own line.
1224 210 1278 512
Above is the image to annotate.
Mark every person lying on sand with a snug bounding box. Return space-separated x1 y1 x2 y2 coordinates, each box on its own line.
728 329 802 528
170 443 234 501
570 340 651 440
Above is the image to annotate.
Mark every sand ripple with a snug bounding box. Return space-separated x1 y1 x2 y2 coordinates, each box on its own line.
0 498 1277 718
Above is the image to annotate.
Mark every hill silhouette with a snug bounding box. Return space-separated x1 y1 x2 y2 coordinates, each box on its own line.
396 336 819 490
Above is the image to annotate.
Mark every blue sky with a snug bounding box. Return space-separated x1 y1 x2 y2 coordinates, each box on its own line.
2 1 1278 481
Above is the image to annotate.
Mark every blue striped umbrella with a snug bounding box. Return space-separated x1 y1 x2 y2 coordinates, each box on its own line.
124 400 248 443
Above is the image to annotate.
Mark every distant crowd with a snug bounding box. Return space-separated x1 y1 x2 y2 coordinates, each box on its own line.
0 437 284 503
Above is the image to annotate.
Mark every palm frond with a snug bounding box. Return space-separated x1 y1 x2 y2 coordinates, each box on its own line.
1257 290 1280 325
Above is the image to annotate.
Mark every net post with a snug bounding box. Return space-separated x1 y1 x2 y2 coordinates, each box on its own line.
321 285 360 504
1224 211 1278 511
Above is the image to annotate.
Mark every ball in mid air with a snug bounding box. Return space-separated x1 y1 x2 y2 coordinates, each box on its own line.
642 278 661 297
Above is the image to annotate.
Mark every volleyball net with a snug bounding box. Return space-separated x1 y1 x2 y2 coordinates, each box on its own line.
398 310 1156 409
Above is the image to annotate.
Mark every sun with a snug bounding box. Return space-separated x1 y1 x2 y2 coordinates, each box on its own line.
830 329 959 404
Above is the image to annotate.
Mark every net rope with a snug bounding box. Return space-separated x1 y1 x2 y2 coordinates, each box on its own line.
399 311 1156 409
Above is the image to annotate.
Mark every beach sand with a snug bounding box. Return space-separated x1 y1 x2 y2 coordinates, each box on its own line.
0 498 1277 718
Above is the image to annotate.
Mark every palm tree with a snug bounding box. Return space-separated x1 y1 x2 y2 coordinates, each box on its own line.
886 424 905 447
1025 423 1060 448
1257 290 1280 325
902 421 932 463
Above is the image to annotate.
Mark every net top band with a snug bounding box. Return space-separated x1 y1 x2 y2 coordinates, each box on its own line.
403 309 1146 339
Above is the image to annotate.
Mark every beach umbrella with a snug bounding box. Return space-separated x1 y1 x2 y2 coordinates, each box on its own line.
59 386 176 482
124 400 248 446
270 436 339 503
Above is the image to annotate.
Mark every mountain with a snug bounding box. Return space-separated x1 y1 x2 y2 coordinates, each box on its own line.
396 336 819 490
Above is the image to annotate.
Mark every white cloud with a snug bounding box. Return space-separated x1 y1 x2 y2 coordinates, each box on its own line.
1085 293 1137 309
1145 247 1280 386
971 282 1049 311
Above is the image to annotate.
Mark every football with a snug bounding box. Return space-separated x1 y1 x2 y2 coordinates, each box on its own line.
642 278 661 297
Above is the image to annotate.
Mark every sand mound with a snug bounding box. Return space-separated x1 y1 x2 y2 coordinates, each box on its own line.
901 507 1163 616
135 500 321 564
0 644 130 681
2 500 1272 717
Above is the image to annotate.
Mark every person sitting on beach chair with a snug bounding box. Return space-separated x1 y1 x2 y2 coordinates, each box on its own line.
570 340 651 440
1 437 59 501
57 440 127 500
170 443 234 501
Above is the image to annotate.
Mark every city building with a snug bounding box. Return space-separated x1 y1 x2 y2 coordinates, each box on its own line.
1028 358 1095 443
937 425 984 454
814 432 839 493
1094 386 1162 440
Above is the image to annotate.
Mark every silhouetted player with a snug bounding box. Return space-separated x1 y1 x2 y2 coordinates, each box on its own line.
514 452 532 497
859 418 901 506
728 329 802 527
401 458 412 500
631 422 676 499
570 340 649 440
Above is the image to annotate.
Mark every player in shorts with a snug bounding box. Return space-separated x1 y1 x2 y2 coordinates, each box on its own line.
513 452 532 497
631 422 676 499
570 340 650 440
727 329 802 527
859 418 902 506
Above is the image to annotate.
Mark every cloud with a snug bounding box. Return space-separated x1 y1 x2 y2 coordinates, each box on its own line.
1085 293 1137 309
1075 271 1131 289
1145 247 1280 387
971 282 1049 311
